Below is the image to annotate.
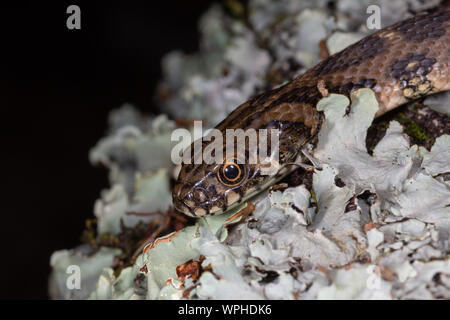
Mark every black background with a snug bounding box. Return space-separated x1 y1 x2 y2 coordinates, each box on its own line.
1 1 216 299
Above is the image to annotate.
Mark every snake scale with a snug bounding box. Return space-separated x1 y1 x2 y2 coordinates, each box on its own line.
173 8 450 217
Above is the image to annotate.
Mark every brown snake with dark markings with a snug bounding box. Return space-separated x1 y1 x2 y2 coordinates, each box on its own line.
173 8 450 217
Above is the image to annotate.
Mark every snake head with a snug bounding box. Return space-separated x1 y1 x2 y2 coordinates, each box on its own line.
172 120 304 217
172 159 260 217
172 148 295 217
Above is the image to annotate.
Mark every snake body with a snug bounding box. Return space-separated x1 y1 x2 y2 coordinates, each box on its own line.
173 9 450 217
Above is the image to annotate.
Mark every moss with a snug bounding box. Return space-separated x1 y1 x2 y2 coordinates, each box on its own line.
224 0 245 18
404 120 430 141
366 102 447 152
310 189 318 213
98 232 120 247
396 113 430 143
80 218 97 245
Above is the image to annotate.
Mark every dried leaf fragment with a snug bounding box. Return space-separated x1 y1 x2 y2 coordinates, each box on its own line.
176 259 201 281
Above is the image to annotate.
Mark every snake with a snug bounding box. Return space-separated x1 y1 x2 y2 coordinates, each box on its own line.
172 8 450 217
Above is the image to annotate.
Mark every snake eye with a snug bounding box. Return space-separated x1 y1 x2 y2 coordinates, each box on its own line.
218 162 246 186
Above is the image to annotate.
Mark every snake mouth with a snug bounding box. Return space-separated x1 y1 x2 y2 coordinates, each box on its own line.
173 197 197 217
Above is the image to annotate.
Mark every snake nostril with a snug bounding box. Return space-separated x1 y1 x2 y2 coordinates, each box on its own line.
179 185 193 199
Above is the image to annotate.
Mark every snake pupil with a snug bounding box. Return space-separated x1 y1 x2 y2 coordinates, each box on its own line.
224 164 239 180
218 162 245 186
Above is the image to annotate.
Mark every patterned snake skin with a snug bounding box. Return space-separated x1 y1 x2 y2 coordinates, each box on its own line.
173 9 450 217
